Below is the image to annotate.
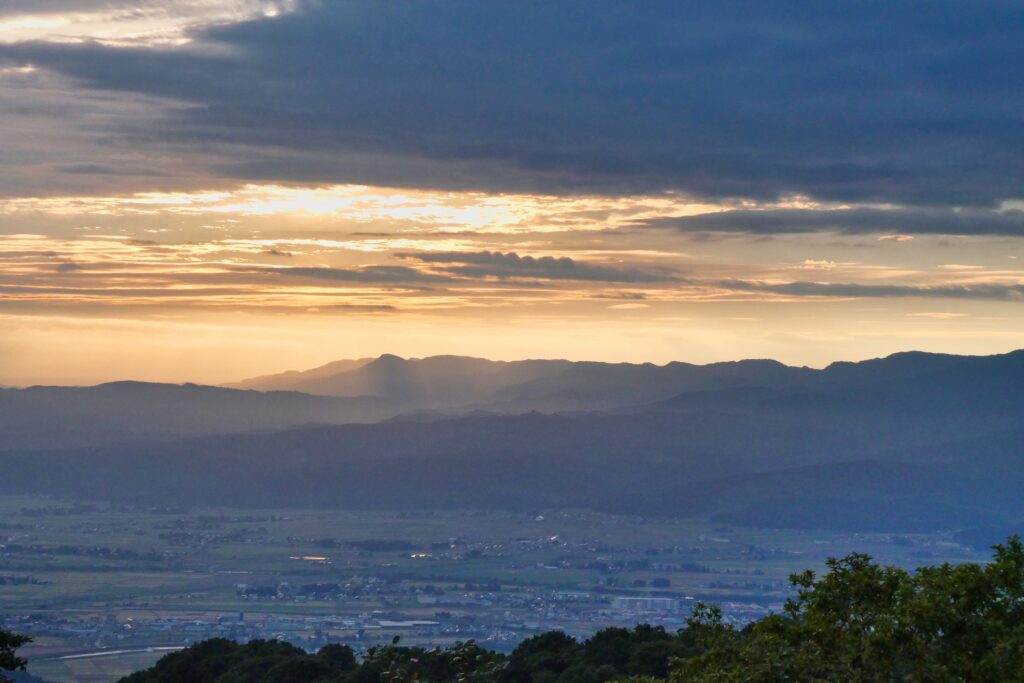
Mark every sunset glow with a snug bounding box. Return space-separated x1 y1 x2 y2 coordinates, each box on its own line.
1 1 1023 385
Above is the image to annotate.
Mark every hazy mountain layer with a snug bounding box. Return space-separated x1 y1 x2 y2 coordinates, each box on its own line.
227 357 376 392
2 349 1022 533
0 382 393 450
229 349 1024 413
227 353 820 411
2 352 1024 532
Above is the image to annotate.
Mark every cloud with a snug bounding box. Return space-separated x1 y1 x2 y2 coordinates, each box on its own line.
651 207 1024 237
910 312 966 319
251 265 447 285
3 2 1024 204
0 1 300 47
720 280 1024 301
397 251 675 283
0 183 709 236
305 303 396 313
0 1 162 15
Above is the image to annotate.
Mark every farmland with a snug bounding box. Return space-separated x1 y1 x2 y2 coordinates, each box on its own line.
0 495 980 682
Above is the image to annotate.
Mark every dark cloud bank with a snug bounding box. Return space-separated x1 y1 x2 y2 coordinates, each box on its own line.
399 251 674 283
652 207 1024 237
721 280 1024 301
246 252 674 287
3 1 1024 208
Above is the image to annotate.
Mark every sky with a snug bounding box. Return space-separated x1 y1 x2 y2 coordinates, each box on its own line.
1 1 1024 385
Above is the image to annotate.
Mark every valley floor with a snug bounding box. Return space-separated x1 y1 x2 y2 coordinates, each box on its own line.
0 495 980 682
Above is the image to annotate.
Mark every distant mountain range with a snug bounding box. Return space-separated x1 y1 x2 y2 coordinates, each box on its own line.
0 353 823 449
226 352 819 411
1 350 1022 535
0 382 391 450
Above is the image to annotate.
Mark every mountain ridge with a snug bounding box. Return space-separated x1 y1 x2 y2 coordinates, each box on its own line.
2 348 1022 533
2 348 1023 531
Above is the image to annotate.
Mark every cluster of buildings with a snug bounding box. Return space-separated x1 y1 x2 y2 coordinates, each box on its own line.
3 577 777 662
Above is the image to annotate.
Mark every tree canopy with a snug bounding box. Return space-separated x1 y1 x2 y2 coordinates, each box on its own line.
668 536 1024 682
0 629 30 683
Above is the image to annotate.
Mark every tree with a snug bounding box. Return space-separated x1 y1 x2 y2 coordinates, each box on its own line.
0 629 30 683
500 631 581 682
318 644 357 671
671 537 1024 682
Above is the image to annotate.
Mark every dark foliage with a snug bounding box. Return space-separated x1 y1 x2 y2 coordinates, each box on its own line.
671 536 1024 682
0 629 30 683
116 627 687 683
